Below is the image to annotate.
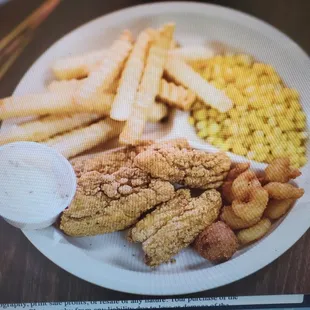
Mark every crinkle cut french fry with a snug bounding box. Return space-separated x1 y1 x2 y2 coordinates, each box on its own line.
76 31 133 105
147 101 168 123
0 91 114 120
0 113 100 145
169 46 215 64
46 118 123 158
119 24 175 145
110 28 156 121
52 48 107 80
165 55 233 112
157 79 196 110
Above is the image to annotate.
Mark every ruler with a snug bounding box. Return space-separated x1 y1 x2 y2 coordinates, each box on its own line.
0 295 306 310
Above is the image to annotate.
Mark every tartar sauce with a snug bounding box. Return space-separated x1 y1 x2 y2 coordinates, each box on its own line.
0 142 76 228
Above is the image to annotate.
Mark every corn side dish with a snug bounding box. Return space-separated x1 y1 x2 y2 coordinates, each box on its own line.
189 54 308 167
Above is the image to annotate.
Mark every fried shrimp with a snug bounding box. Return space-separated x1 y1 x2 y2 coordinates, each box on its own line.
231 170 260 201
227 162 250 181
264 182 304 200
265 158 301 183
220 205 260 230
264 199 295 220
232 186 269 222
221 181 234 203
237 218 271 245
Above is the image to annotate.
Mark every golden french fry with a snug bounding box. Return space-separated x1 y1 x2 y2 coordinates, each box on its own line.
110 29 156 121
52 48 107 80
264 199 295 220
157 79 196 110
165 55 232 112
220 205 260 230
147 101 168 123
76 31 133 105
169 46 215 64
0 113 100 145
237 218 271 245
46 118 123 158
0 90 114 120
119 23 175 145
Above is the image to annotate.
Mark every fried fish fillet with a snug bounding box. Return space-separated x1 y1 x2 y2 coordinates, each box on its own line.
142 189 222 266
134 143 231 189
60 167 175 237
128 189 191 243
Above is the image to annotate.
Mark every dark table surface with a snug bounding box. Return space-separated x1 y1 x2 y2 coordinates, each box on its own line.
0 0 310 303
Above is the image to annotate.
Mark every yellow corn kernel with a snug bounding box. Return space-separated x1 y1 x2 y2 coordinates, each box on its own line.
215 113 226 122
273 127 282 136
266 134 277 145
208 122 220 135
223 55 236 66
253 63 266 75
282 88 299 100
299 131 308 140
238 126 250 135
273 104 285 115
196 120 208 130
213 55 224 64
253 130 265 142
257 83 274 95
267 117 277 127
295 110 306 121
243 85 257 96
278 119 295 131
223 67 235 82
289 99 301 110
235 54 253 67
291 154 300 165
208 108 219 119
203 66 212 80
299 156 307 166
211 64 222 79
296 120 306 129
274 92 286 104
197 128 209 138
254 152 267 162
188 116 195 126
193 109 208 120
272 145 287 157
246 150 256 160
232 144 248 156
265 153 274 163
296 146 306 154
229 110 239 120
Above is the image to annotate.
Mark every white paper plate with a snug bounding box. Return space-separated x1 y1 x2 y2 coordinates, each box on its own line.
4 2 310 295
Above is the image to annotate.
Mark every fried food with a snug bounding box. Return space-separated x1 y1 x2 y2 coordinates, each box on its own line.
0 113 100 145
110 28 156 121
264 199 295 220
0 90 114 120
76 30 133 105
231 170 259 201
221 181 234 203
46 118 123 158
220 205 260 230
263 182 304 200
227 162 250 181
232 185 269 222
169 46 215 65
119 24 175 145
165 55 232 112
264 158 301 183
194 221 239 263
52 48 107 80
134 142 231 188
148 101 169 122
142 189 222 266
237 218 271 245
60 167 175 236
128 189 191 243
71 142 153 178
156 79 196 111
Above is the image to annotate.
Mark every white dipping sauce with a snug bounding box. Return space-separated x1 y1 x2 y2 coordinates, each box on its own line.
0 142 76 229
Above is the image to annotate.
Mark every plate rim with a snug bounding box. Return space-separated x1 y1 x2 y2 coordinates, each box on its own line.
10 1 310 295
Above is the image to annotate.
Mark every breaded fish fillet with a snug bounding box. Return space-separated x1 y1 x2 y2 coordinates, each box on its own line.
142 189 222 266
134 143 231 189
128 189 191 243
60 167 175 237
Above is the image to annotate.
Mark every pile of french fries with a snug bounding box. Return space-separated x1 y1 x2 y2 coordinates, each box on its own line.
0 23 232 158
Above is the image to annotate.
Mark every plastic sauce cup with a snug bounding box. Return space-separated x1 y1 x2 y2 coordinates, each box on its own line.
0 142 77 230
